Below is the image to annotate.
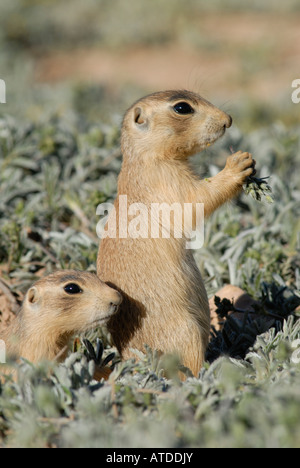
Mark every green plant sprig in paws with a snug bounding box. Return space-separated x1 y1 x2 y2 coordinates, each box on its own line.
229 146 274 204
243 175 274 204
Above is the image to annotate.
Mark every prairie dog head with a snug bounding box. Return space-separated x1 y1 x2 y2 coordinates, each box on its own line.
22 270 122 334
121 90 232 159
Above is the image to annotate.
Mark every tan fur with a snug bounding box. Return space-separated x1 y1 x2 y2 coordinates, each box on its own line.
1 270 122 363
97 90 255 376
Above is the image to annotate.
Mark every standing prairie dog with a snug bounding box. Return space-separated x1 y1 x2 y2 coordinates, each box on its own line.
97 90 255 376
1 270 122 364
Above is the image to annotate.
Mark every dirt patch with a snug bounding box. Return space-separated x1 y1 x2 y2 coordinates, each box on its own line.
34 12 300 102
0 267 24 336
0 293 15 334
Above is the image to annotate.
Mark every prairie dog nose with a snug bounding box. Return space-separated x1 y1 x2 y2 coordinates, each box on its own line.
110 290 123 307
224 113 232 128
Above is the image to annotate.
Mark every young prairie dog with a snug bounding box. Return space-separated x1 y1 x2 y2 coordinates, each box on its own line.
1 270 122 364
97 90 255 376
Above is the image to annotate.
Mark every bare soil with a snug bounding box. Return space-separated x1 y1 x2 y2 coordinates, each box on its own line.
34 12 300 102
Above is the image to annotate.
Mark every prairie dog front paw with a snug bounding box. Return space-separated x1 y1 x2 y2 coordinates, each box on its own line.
224 151 256 185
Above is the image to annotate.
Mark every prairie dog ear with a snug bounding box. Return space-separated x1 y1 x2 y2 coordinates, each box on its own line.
133 106 148 129
27 287 41 307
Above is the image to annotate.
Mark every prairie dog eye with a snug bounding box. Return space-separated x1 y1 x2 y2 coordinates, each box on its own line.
173 102 194 115
64 283 82 295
